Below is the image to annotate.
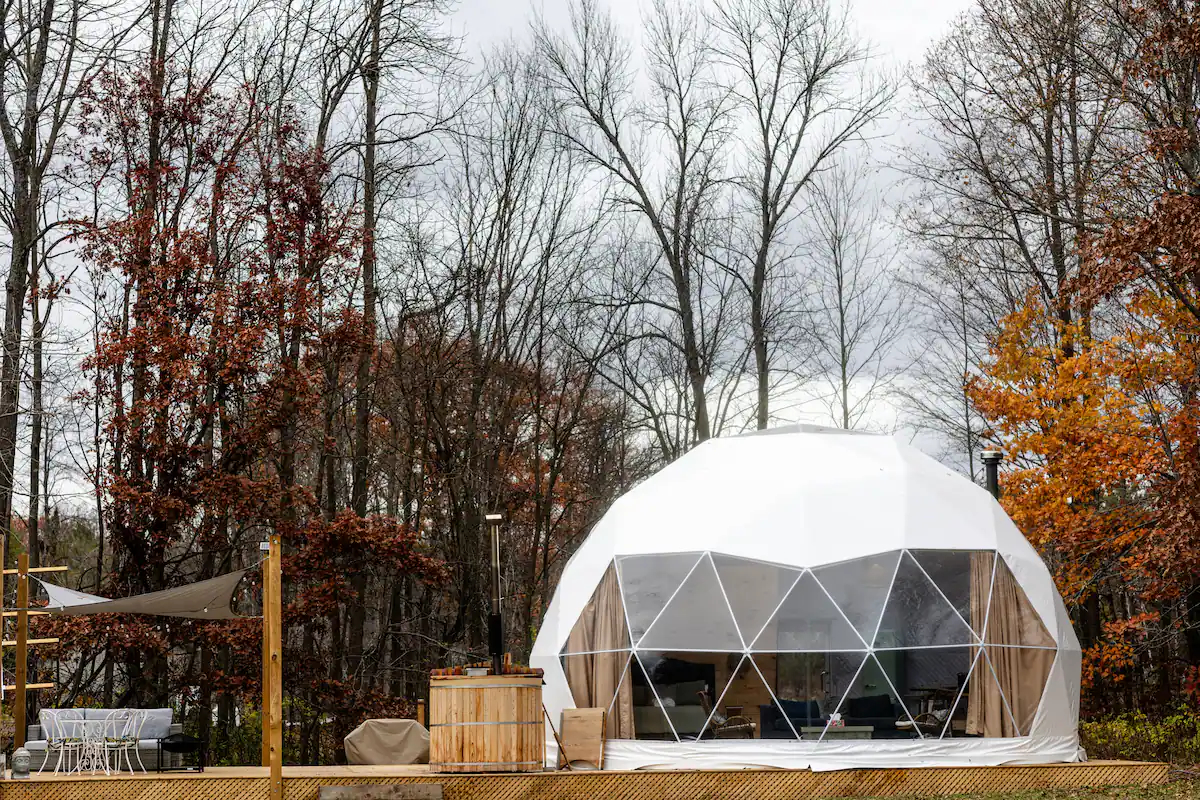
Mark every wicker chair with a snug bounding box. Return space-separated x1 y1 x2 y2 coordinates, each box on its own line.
698 691 756 739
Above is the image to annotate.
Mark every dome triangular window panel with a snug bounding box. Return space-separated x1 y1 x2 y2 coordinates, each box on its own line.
605 653 636 739
694 654 760 740
985 646 1054 736
984 559 1056 649
825 653 921 738
770 651 865 739
933 647 983 739
607 654 632 711
617 553 705 646
874 552 976 648
639 555 743 651
890 646 976 737
810 551 901 647
633 651 716 741
711 554 802 648
909 550 992 639
754 571 865 651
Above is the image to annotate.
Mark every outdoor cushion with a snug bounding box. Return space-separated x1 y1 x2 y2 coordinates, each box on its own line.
24 739 48 751
777 698 821 722
140 708 173 739
83 708 132 722
40 708 84 726
33 707 175 743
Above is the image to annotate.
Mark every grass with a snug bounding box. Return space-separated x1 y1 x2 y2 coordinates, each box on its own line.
857 775 1200 799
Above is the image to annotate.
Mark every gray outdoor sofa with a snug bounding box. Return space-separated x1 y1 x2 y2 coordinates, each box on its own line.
25 708 183 771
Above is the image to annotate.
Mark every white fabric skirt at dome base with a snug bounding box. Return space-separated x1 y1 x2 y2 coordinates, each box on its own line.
547 736 1086 771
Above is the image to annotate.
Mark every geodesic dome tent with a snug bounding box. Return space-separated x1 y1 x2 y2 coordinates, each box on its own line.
530 426 1081 770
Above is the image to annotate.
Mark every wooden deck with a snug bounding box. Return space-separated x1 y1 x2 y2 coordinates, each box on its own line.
0 761 1170 800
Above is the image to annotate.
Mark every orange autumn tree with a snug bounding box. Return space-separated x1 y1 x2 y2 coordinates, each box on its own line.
967 0 1200 714
969 288 1200 711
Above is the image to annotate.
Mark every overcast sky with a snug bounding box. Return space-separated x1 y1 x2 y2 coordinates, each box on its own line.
449 0 971 75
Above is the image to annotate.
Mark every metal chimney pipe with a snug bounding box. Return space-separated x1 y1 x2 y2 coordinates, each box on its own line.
981 450 1003 500
486 513 504 676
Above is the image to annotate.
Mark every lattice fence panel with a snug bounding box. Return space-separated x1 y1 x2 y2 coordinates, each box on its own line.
285 763 1169 800
0 778 267 800
0 762 1169 800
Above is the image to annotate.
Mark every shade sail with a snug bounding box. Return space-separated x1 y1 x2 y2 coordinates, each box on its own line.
35 568 253 620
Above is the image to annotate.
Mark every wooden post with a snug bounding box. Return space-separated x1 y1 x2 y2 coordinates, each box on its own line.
261 540 272 767
14 553 28 748
1 534 6 746
417 699 425 728
268 534 283 800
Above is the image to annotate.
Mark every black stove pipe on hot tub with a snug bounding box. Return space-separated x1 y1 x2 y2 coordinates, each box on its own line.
486 513 504 676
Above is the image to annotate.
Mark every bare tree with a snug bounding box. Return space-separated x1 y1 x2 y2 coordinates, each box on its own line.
807 156 907 429
901 0 1126 471
710 0 892 429
349 0 455 701
0 0 132 546
907 0 1125 335
534 0 735 445
897 241 993 477
352 0 456 518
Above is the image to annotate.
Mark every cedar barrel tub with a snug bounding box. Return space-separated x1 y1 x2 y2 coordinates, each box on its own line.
428 673 544 773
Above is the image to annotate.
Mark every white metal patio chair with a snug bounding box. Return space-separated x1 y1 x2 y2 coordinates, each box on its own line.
104 710 148 773
37 710 84 775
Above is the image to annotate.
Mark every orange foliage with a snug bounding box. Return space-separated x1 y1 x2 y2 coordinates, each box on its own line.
969 287 1200 705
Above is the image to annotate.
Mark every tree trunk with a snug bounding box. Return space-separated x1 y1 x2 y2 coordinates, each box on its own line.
28 261 43 567
347 0 382 684
0 202 32 541
752 246 769 430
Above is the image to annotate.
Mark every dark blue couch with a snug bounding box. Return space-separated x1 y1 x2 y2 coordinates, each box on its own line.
759 699 822 738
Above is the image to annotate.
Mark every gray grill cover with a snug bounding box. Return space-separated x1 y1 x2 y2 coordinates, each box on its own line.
344 719 430 765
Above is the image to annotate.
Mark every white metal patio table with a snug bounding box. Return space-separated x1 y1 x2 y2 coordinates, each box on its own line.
58 718 111 774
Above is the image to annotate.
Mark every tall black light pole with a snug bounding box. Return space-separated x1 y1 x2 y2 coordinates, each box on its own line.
486 512 504 675
981 450 1003 500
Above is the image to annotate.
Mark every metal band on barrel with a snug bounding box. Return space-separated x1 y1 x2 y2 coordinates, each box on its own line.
428 721 542 727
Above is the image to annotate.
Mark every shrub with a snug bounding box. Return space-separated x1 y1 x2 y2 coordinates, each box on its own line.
1081 709 1200 766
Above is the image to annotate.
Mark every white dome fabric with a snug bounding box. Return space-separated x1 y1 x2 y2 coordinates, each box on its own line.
531 427 1082 770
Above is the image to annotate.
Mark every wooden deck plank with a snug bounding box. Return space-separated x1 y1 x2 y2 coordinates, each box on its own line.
0 760 1168 800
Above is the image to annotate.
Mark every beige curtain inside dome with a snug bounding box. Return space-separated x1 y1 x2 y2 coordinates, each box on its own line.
968 553 1055 737
563 564 634 738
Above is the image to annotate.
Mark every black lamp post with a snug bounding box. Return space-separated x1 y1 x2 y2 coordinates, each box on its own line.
486 513 504 675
